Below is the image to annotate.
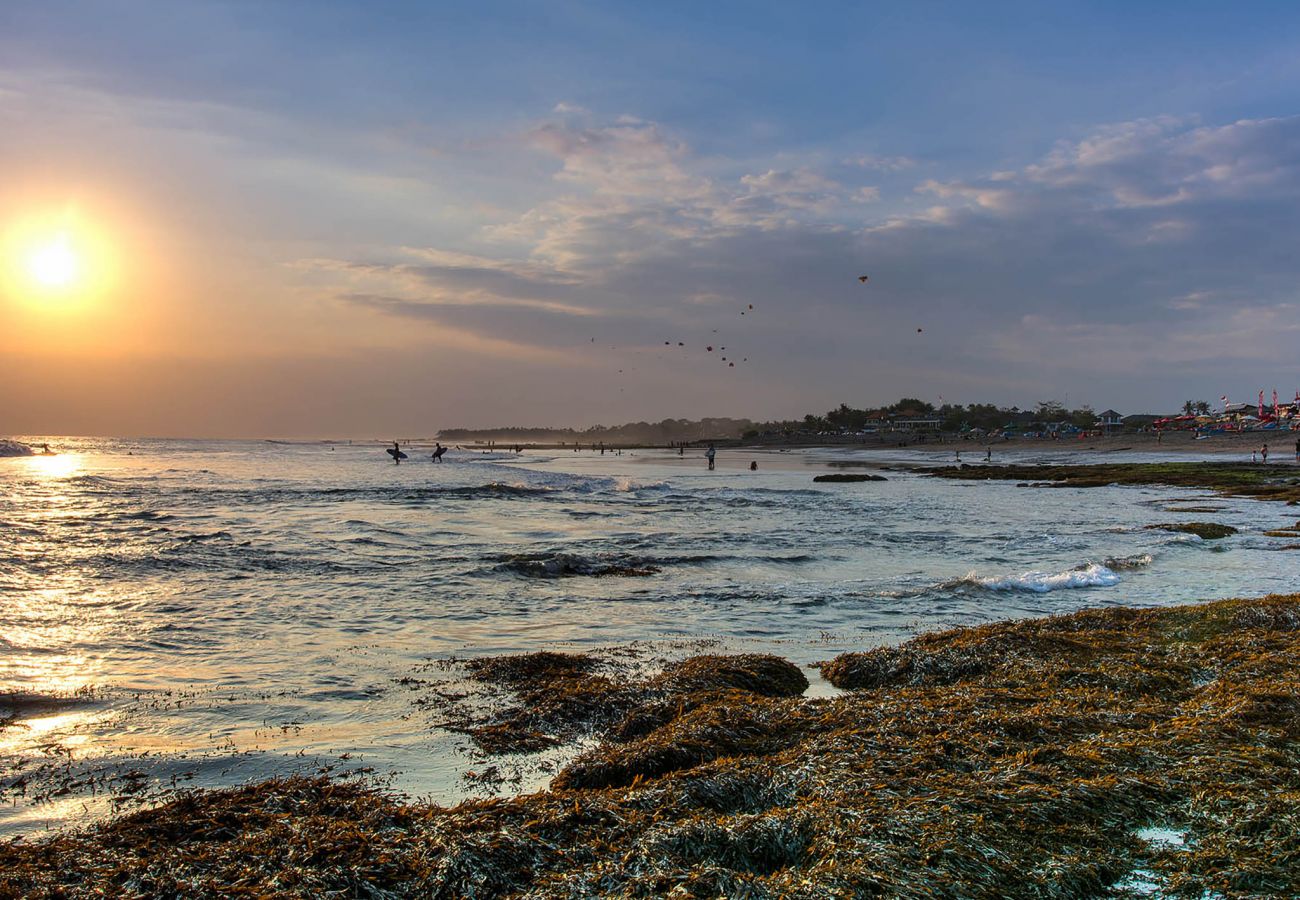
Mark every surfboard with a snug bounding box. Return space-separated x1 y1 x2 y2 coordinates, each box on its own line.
386 448 408 460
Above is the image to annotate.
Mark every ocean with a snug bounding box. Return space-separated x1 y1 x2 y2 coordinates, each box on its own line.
3 437 1298 835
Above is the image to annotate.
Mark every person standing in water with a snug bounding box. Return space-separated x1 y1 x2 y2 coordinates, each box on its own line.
706 444 716 471
432 443 447 462
749 460 757 471
391 441 401 464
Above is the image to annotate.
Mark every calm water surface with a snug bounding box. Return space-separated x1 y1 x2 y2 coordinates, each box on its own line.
3 437 1298 833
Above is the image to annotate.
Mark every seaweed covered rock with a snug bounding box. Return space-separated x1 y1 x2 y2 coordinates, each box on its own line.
1145 522 1237 540
929 461 1300 504
457 651 630 753
455 652 809 756
657 654 808 697
464 650 597 686
819 628 1103 689
555 700 804 790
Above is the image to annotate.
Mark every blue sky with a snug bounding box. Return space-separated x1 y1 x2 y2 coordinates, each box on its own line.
2 1 1299 435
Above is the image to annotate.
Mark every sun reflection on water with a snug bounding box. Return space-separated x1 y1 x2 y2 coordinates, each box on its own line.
21 452 81 480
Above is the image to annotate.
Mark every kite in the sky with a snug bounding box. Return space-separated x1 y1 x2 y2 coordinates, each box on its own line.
858 275 869 283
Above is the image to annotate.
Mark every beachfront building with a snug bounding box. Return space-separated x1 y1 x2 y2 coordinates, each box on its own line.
1098 409 1123 434
892 417 943 432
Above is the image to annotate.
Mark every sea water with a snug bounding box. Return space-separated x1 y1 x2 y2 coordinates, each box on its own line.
2 437 1298 833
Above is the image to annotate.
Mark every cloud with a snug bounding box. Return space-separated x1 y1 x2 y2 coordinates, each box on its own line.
309 110 1300 411
845 154 916 171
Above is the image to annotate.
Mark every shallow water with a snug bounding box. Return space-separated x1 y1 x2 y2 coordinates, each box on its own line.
2 437 1298 833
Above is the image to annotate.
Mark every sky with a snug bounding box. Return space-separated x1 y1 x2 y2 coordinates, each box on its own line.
2 0 1299 437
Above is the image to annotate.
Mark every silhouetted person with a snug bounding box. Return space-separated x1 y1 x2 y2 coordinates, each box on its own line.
749 460 757 471
432 443 447 462
706 444 716 471
391 441 401 464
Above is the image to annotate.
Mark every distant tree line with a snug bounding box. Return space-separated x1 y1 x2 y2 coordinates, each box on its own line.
441 397 1169 445
746 399 1112 438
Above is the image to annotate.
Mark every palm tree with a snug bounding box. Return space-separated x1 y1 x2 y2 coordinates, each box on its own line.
1182 400 1196 416
1194 401 1211 416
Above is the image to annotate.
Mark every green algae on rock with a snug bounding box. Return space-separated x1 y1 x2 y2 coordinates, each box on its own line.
4 595 1299 898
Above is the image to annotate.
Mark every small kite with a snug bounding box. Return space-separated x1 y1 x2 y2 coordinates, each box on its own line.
706 346 714 352
858 275 869 283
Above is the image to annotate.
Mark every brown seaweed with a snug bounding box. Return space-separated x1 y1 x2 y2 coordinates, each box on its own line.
3 595 1298 898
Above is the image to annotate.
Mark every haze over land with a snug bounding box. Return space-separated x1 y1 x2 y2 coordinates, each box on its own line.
3 2 1299 437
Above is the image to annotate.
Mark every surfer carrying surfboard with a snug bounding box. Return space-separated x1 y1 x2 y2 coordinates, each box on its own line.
388 441 405 464
432 443 447 463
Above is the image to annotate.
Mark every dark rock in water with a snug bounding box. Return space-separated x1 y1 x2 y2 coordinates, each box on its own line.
491 552 659 578
1145 522 1237 540
813 473 887 483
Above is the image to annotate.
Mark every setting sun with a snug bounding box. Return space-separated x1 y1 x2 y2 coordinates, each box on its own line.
27 233 80 288
2 205 119 309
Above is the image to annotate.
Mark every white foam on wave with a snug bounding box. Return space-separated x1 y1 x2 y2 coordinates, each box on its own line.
0 440 34 458
963 562 1121 593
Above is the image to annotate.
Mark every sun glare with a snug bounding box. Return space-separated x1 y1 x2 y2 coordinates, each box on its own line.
3 206 117 306
28 233 80 288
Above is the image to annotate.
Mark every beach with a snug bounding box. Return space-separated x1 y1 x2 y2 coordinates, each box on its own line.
2 440 1299 896
3 593 1298 897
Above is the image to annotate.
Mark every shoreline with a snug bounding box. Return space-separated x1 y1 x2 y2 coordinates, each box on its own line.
3 593 1297 897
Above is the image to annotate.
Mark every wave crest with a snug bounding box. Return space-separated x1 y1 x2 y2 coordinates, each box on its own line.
953 562 1122 593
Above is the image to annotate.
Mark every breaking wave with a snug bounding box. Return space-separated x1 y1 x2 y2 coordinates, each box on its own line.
951 562 1123 593
0 440 34 458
